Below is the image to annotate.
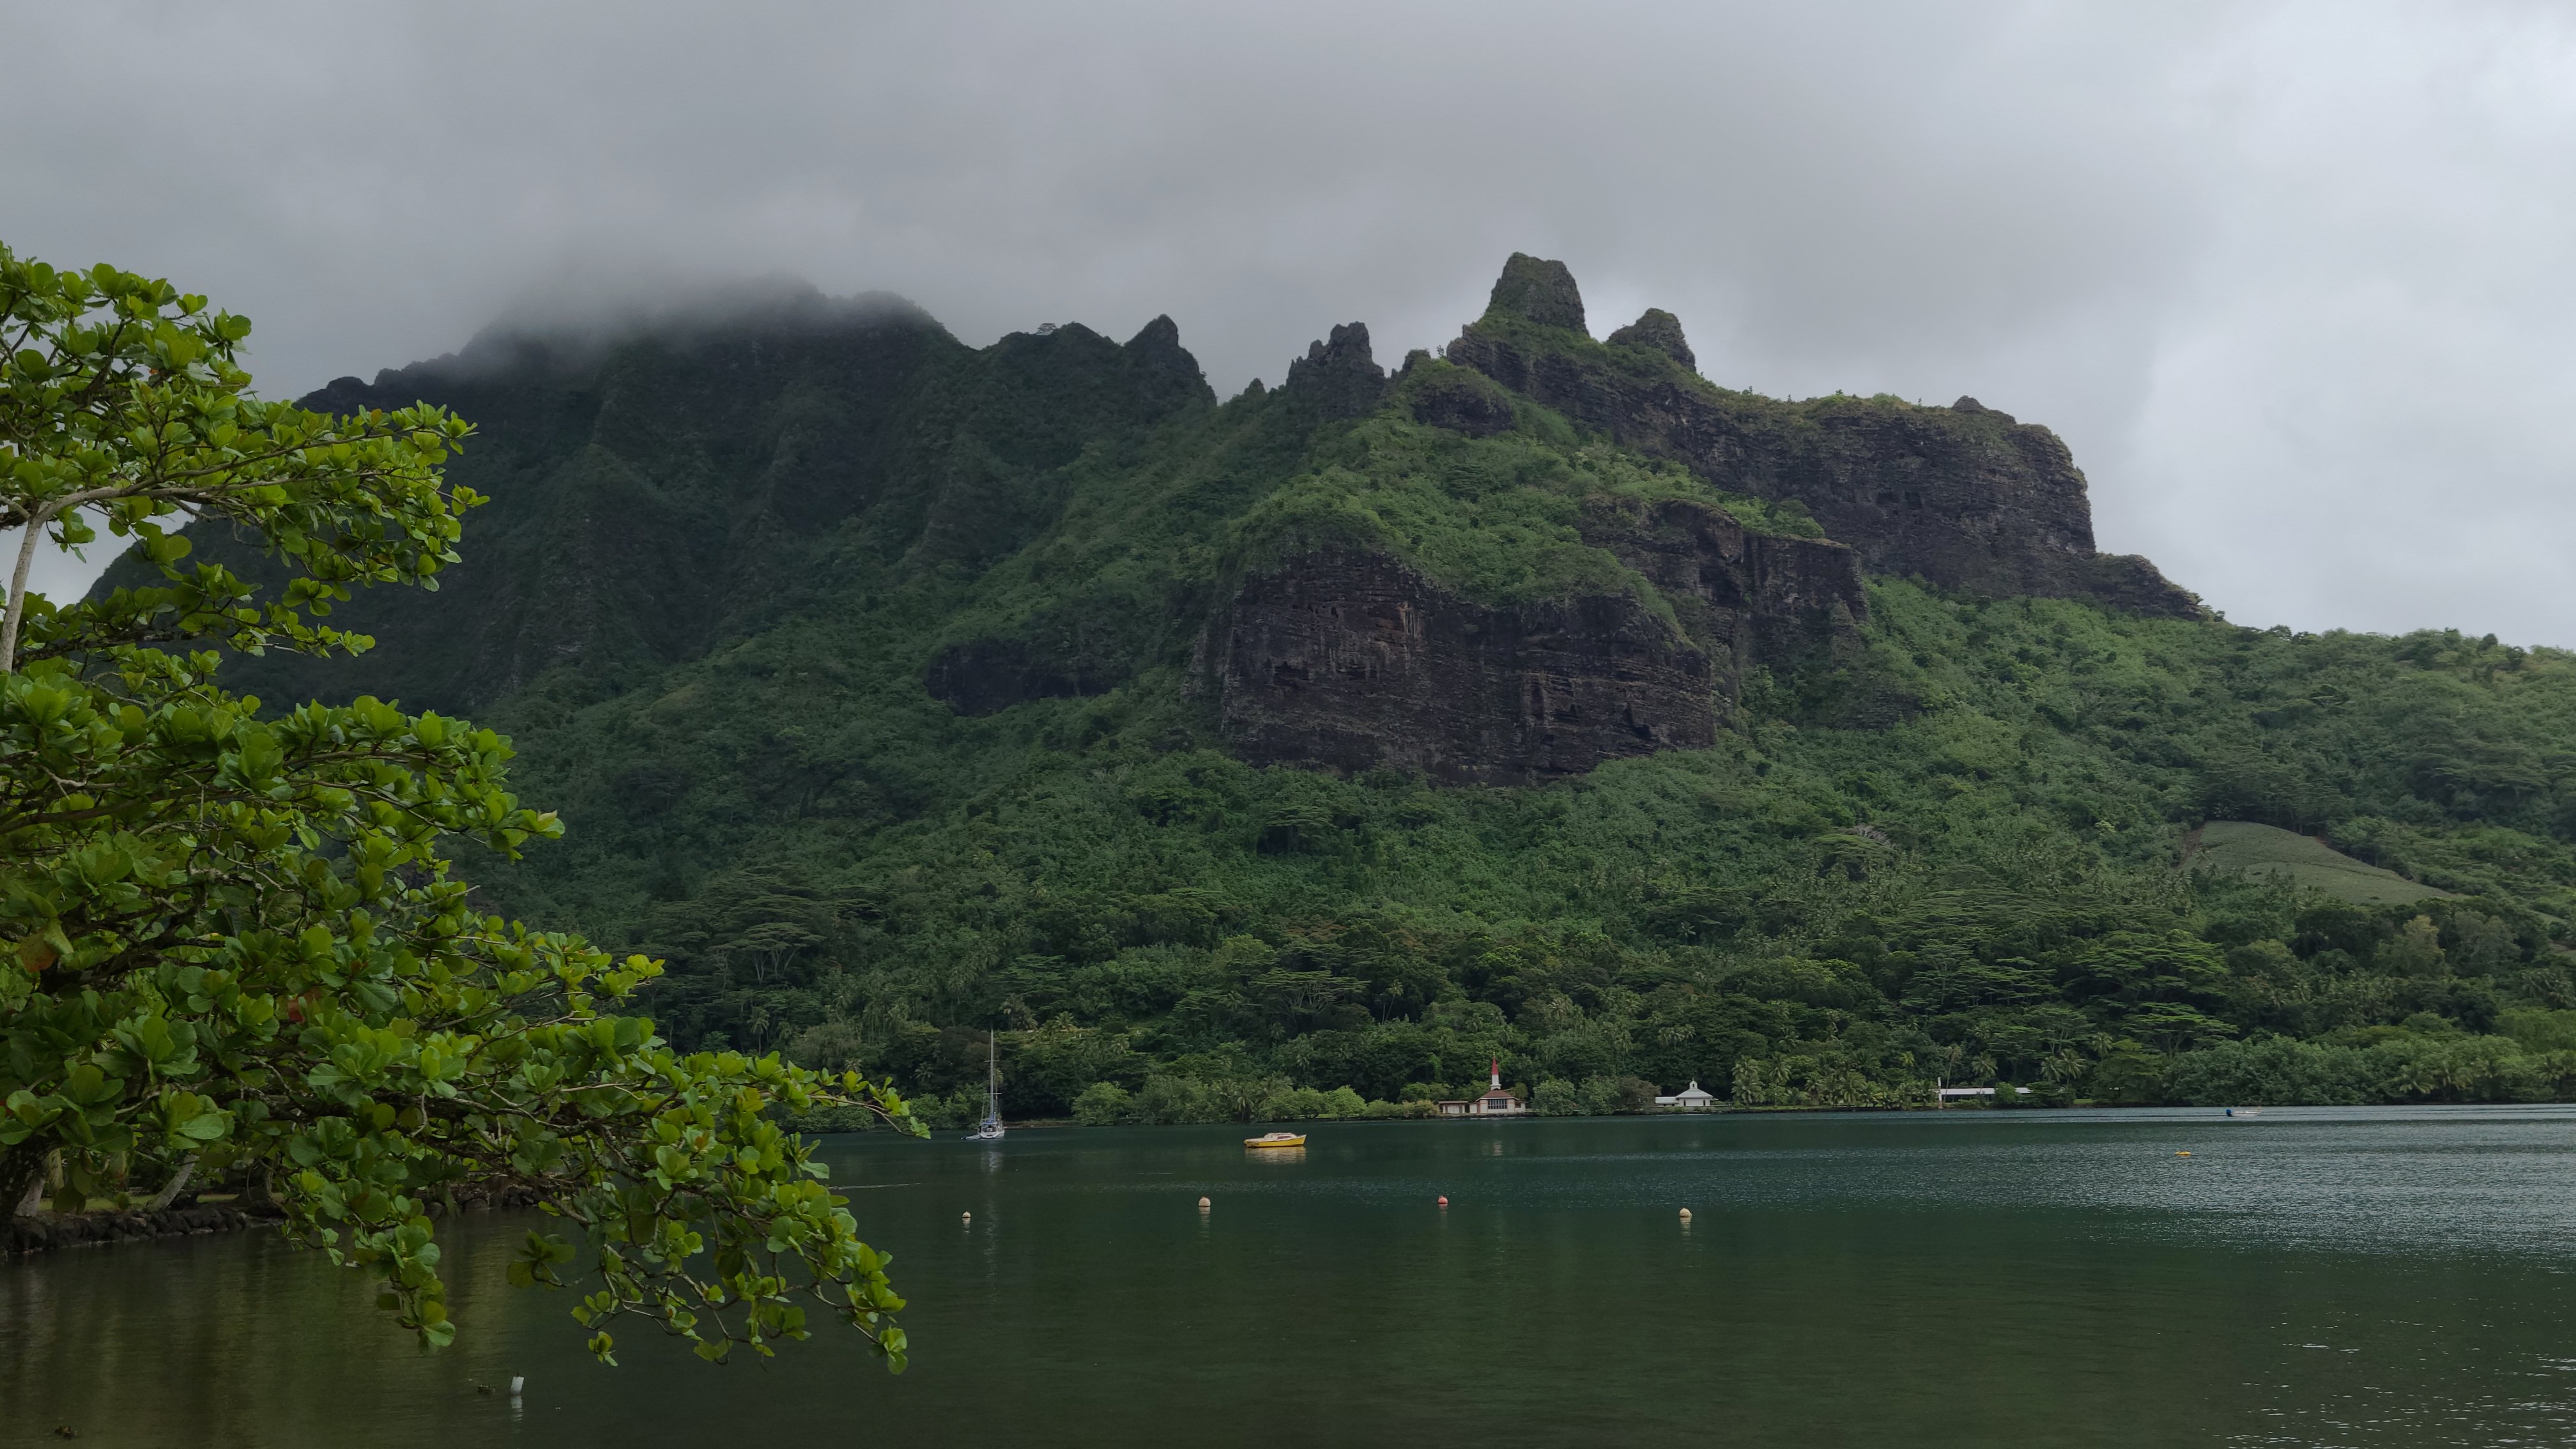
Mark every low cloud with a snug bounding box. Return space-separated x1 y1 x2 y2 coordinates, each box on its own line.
6 1 2572 640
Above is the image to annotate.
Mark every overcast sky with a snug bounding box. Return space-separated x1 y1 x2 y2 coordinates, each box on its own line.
7 2 2573 643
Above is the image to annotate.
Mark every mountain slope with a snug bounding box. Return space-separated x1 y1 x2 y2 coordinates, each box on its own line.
109 256 2576 1117
176 282 1213 715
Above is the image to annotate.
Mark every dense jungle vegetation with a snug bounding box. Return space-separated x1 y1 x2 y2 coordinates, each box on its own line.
175 288 2576 1124
578 586 2576 1125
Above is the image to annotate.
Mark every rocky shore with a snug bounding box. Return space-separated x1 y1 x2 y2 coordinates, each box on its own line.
4 1181 545 1257
3 1203 279 1257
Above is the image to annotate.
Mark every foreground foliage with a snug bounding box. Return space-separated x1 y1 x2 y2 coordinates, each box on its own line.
0 245 917 1367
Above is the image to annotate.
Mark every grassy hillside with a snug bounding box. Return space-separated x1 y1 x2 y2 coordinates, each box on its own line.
2186 822 2450 907
123 289 2576 1121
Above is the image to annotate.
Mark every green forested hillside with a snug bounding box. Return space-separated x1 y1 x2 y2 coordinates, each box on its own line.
520 580 2576 1121
135 272 2576 1122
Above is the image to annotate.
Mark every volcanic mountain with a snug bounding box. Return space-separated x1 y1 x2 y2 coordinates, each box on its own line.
115 254 2576 1116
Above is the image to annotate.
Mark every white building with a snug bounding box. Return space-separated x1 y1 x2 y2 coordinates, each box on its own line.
1654 1080 1720 1110
1441 1057 1526 1117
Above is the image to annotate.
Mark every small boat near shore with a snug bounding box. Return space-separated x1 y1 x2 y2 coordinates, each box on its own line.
1244 1131 1307 1149
2225 1107 2262 1119
967 1032 1005 1141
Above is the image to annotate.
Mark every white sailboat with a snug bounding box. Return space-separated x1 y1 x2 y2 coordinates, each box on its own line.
967 1031 1005 1140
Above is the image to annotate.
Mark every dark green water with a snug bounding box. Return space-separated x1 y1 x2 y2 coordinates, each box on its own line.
10 1107 2576 1447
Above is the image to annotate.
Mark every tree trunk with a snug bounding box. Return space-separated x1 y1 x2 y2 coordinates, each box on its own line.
0 505 60 674
146 1154 199 1212
1 1146 52 1218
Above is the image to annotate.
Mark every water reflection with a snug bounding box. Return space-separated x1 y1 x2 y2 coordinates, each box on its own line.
8 1108 2576 1448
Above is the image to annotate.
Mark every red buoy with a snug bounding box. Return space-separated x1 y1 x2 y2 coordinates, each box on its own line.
1437 1195 1448 1206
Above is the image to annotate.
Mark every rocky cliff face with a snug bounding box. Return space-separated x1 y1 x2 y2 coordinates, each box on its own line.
1445 256 2198 617
1208 502 1865 783
1211 550 1715 785
1587 498 1868 696
1280 321 1388 420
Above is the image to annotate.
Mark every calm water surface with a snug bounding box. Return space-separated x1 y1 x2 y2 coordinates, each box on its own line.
10 1107 2576 1447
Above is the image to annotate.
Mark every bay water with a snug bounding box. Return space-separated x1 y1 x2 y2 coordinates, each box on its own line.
9 1107 2576 1446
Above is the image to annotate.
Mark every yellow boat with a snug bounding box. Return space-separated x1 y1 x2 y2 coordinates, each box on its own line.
1244 1131 1307 1149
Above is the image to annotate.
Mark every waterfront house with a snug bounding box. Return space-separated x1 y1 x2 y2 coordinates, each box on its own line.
1468 1057 1526 1116
1654 1080 1719 1111
1937 1086 2030 1103
1435 1060 1528 1117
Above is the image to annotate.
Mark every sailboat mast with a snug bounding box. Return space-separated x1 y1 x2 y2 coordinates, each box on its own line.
965 1029 1006 1140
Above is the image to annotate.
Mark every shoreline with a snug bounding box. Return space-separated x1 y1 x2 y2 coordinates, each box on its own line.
4 1181 545 1259
3 1204 281 1258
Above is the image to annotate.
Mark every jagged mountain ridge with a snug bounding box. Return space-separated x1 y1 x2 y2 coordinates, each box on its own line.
922 256 2200 782
1444 256 2196 615
180 254 2188 784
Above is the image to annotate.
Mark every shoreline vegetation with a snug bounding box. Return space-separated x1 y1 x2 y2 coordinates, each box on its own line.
825 999 2576 1137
